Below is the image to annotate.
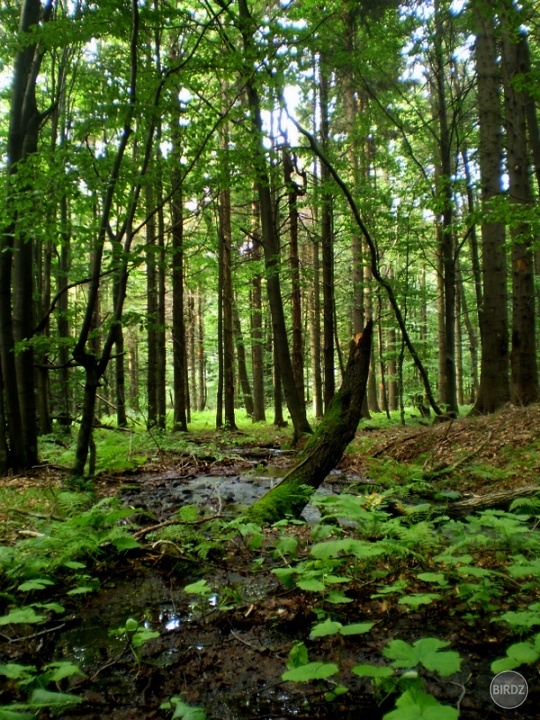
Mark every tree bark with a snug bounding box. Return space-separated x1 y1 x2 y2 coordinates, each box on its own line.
233 301 254 418
471 0 510 414
501 9 539 405
249 199 266 422
238 0 312 441
247 322 373 524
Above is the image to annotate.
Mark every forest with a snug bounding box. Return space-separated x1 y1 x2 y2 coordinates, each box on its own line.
1 0 540 718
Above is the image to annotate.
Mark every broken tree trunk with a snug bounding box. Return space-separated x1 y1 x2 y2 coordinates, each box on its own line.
246 321 373 524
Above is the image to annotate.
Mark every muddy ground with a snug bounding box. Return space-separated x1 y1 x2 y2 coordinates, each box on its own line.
1 405 540 719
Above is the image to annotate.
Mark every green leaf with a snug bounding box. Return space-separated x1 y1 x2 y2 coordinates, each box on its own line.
17 578 55 592
282 662 339 682
274 535 298 555
27 688 83 708
0 709 36 720
352 664 394 678
132 628 160 648
384 688 459 720
170 699 206 719
286 641 309 669
310 620 342 637
0 607 46 626
44 661 84 682
417 573 448 586
340 622 375 635
398 593 440 608
67 586 96 595
272 567 296 588
383 638 461 676
325 590 353 604
297 578 326 592
111 535 140 551
184 580 211 596
0 664 36 680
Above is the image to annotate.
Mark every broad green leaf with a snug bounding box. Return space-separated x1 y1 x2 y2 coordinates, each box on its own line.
184 580 211 595
384 688 459 720
286 641 308 669
0 664 36 680
282 662 339 682
17 578 55 592
0 607 46 626
384 638 461 676
27 688 83 708
35 602 64 614
340 622 374 635
325 590 353 604
274 535 298 554
297 578 326 592
353 664 394 678
44 661 83 682
417 573 448 586
170 700 206 720
398 593 440 608
491 639 540 672
111 535 140 551
132 628 160 647
0 709 36 720
63 561 86 569
310 620 342 637
272 567 296 588
67 586 96 595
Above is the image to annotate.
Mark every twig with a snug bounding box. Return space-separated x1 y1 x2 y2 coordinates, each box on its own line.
5 624 66 644
133 514 223 540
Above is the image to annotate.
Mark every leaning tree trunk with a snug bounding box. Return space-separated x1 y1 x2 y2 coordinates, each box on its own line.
247 321 373 524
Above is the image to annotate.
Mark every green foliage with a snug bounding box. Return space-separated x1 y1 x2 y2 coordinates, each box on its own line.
383 687 459 720
491 633 540 673
162 698 207 719
383 638 461 676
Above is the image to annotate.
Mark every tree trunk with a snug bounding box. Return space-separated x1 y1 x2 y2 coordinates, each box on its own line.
238 0 312 441
233 302 254 418
171 168 188 432
145 180 159 427
247 321 373 524
501 9 539 405
1 0 46 470
197 291 206 412
283 147 305 414
319 58 336 411
471 0 510 414
250 200 266 422
219 180 237 430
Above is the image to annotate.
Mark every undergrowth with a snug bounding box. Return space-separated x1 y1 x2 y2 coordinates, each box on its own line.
0 409 539 718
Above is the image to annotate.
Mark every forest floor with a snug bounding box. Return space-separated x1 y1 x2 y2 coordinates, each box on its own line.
1 404 540 719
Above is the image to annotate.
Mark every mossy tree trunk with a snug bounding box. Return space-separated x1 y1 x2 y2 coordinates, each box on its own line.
246 321 373 524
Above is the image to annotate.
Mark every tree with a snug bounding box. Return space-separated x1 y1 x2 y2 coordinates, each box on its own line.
471 0 510 414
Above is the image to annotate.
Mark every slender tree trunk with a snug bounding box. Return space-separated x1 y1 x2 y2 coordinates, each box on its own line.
128 331 140 412
188 294 198 412
283 147 305 413
250 200 266 422
171 167 188 432
319 58 336 410
197 291 206 412
433 0 457 415
145 181 158 427
233 302 254 417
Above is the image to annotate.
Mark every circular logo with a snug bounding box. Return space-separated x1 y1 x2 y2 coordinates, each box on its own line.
490 670 528 709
